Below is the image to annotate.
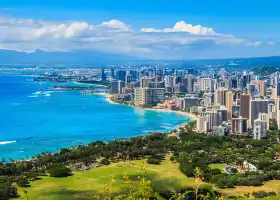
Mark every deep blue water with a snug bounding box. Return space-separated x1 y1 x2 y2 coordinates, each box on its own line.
0 75 189 160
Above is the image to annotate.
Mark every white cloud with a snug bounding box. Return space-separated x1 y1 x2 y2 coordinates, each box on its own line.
141 21 217 35
246 41 262 47
0 16 273 59
267 41 275 46
100 19 131 32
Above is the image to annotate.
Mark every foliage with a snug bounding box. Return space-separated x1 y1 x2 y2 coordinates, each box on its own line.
100 158 111 166
48 166 72 178
230 168 238 174
147 157 161 165
0 176 18 199
252 191 276 199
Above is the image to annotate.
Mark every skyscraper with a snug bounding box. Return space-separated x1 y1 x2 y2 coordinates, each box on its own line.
259 80 266 97
198 78 214 92
253 118 267 139
214 87 227 106
116 70 126 82
111 68 115 79
182 75 194 93
226 91 233 119
250 99 272 126
231 117 248 134
240 94 251 119
101 68 106 82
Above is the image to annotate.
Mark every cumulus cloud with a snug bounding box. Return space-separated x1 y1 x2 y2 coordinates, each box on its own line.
0 16 272 58
141 21 217 35
100 19 131 32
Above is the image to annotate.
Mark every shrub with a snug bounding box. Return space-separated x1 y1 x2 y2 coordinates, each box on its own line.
0 176 18 199
252 191 276 199
16 176 29 187
147 158 161 165
230 168 238 174
179 162 194 177
48 166 72 177
100 158 110 165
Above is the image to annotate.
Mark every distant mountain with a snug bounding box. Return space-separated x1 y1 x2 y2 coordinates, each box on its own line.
1 49 280 68
0 49 143 65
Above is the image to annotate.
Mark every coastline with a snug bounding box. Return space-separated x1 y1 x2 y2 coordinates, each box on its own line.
101 93 197 128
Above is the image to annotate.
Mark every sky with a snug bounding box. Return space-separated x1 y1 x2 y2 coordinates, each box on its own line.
0 0 280 59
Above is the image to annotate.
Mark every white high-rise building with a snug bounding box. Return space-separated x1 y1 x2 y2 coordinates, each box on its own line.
253 118 268 139
198 78 214 92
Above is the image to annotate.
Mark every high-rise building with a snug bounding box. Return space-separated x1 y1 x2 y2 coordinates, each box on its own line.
229 78 238 89
250 99 272 126
196 116 208 133
101 68 106 82
134 88 143 106
140 77 152 88
216 107 228 125
129 70 138 82
231 117 247 134
111 68 115 79
226 91 233 119
258 113 269 130
268 103 276 119
134 87 165 107
183 96 200 110
182 75 194 93
165 76 176 87
214 87 227 106
198 78 214 92
203 93 214 107
116 70 126 82
259 80 266 97
240 94 251 119
111 81 119 94
111 80 125 94
125 74 133 83
253 118 268 139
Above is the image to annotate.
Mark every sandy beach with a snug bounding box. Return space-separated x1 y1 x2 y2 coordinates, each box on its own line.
101 93 198 121
142 107 198 121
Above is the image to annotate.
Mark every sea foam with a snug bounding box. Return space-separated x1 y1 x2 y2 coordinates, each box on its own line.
0 140 16 145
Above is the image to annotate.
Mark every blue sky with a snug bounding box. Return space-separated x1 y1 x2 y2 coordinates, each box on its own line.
0 0 279 59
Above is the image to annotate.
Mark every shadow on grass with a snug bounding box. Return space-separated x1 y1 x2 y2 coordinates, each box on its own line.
151 177 220 199
43 188 98 200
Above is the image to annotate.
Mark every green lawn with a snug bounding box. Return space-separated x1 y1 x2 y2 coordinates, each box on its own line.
209 163 227 171
17 158 199 200
17 159 280 200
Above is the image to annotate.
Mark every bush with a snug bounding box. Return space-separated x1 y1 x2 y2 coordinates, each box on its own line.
48 166 72 177
147 158 161 165
16 176 29 187
100 158 110 165
179 162 194 177
252 191 276 199
0 176 18 199
230 168 238 174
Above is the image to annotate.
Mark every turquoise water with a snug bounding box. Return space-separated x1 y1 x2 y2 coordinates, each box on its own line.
0 75 189 160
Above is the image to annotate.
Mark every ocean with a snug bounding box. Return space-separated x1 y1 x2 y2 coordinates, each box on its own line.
0 74 189 160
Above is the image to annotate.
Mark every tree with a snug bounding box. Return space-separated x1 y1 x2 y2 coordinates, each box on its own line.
48 166 72 177
0 176 18 199
100 158 110 165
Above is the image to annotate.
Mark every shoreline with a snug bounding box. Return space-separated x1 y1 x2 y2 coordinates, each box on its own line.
101 93 197 129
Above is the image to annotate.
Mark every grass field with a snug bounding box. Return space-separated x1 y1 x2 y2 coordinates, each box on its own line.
17 158 280 200
209 163 227 171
